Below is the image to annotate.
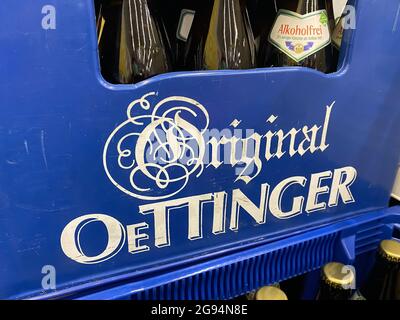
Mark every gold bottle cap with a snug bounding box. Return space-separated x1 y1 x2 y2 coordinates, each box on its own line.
322 262 355 288
379 239 400 262
255 286 288 301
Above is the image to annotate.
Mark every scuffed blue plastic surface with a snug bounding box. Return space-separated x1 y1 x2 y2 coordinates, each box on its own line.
0 0 400 299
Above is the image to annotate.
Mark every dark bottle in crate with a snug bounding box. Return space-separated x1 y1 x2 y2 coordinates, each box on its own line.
317 262 355 300
97 0 122 83
97 0 172 84
332 0 347 49
332 15 345 50
254 286 288 300
246 0 275 42
184 0 256 70
234 283 285 300
279 273 309 300
245 285 288 301
95 0 104 30
155 0 197 70
331 1 348 69
247 0 276 60
259 0 335 73
355 240 400 300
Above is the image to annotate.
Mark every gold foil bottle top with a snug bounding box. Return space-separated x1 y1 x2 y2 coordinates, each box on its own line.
255 286 288 301
379 239 400 262
322 262 355 288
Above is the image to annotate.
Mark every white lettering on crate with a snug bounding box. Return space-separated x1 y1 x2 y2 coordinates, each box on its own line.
102 92 333 201
60 166 356 264
60 92 357 264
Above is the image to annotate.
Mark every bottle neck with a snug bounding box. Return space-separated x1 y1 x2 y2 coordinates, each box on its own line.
296 0 320 13
211 0 243 14
274 0 325 13
318 280 354 300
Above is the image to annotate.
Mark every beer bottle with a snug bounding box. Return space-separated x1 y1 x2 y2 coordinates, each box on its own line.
253 286 288 301
95 0 104 35
97 0 122 83
331 0 347 67
260 0 335 73
331 20 344 62
317 262 355 300
332 0 348 26
241 284 287 300
248 0 276 63
279 273 309 300
162 0 197 70
98 0 172 84
356 240 400 300
184 0 256 70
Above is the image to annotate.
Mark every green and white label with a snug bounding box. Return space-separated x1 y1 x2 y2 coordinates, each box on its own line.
269 10 331 63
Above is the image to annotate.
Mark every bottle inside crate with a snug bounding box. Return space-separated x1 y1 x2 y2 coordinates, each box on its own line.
258 0 336 73
235 283 288 300
316 262 356 300
96 0 172 84
93 0 350 83
354 239 400 300
183 0 256 71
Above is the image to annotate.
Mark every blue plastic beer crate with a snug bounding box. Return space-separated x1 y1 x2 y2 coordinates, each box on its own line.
1 0 400 299
75 207 400 300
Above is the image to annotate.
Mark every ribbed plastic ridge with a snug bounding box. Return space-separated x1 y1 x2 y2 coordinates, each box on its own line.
131 233 338 300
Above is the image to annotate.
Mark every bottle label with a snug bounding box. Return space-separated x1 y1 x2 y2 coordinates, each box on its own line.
269 9 331 63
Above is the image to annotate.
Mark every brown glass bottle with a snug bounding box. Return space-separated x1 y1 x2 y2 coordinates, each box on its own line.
357 240 400 300
331 1 348 69
317 262 355 300
184 0 256 70
242 284 287 301
233 283 284 301
97 0 122 83
249 0 277 66
98 0 172 84
254 286 288 300
152 0 197 70
260 0 335 73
